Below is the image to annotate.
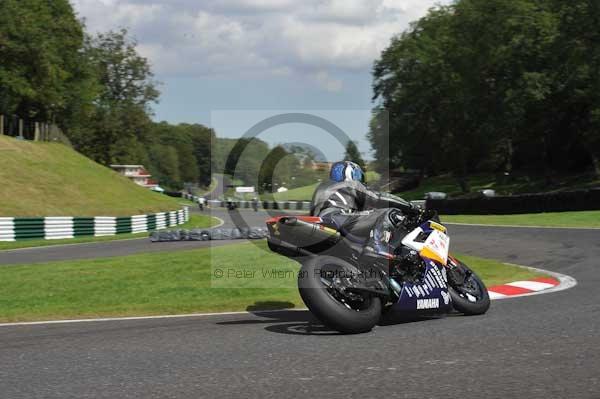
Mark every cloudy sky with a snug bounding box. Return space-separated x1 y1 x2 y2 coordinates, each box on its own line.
72 0 449 160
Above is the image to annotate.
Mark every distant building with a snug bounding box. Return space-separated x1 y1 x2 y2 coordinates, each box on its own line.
110 165 158 189
311 161 333 172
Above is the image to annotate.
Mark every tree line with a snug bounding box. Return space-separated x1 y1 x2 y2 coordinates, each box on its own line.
369 0 600 191
0 0 351 192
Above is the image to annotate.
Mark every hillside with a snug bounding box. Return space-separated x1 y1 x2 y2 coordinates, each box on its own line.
0 136 183 217
271 183 319 202
272 171 381 201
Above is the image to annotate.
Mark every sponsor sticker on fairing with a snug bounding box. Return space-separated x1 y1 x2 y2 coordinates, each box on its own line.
441 291 451 305
420 230 449 265
416 298 440 310
383 230 392 243
429 221 447 233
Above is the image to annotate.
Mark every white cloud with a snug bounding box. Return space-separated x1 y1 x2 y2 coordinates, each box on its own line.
72 0 450 91
313 71 343 92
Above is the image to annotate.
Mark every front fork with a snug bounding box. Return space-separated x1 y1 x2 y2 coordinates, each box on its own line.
445 255 472 288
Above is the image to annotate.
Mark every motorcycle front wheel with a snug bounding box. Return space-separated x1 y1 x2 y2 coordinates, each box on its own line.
298 256 382 334
447 258 490 315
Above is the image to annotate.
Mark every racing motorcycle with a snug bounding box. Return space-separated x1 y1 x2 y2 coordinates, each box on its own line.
266 210 490 334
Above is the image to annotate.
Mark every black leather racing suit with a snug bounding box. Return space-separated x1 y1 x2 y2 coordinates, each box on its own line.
310 180 421 254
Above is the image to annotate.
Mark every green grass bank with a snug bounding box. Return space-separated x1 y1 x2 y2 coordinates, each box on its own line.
0 136 182 217
442 210 600 228
0 241 543 323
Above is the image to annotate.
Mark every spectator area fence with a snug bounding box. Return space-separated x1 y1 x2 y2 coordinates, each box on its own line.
0 114 72 146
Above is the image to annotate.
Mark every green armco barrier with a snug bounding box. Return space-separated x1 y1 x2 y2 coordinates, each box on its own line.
0 208 189 242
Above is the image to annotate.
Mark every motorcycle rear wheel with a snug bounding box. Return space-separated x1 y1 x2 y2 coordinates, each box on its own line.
447 258 490 315
298 256 382 334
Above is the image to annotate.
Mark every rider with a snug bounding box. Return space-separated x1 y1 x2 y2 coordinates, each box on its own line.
311 161 422 254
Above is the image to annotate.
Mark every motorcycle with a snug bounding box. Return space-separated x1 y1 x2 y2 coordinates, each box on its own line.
266 210 490 334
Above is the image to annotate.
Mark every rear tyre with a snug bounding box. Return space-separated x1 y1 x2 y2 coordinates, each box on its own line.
298 256 382 334
447 259 490 315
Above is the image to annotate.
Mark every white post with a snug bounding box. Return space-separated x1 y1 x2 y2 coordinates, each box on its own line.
34 122 40 141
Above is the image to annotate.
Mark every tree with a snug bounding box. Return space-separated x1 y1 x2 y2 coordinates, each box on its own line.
343 140 366 170
369 0 595 191
551 1 600 177
214 137 270 186
176 143 199 184
258 146 290 193
185 124 214 186
372 6 457 178
0 0 96 123
148 144 180 189
72 29 160 165
144 121 214 187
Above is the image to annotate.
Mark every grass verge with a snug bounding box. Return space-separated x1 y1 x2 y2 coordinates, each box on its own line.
395 173 599 200
0 240 544 323
0 214 220 251
442 210 600 228
271 171 381 202
272 183 319 201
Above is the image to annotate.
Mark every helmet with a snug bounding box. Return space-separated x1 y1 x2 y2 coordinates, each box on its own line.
329 161 364 183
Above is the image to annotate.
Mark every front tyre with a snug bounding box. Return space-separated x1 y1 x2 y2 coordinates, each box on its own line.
298 256 382 334
447 258 490 315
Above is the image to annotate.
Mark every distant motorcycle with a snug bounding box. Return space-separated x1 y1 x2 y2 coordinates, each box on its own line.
226 200 237 211
266 211 490 334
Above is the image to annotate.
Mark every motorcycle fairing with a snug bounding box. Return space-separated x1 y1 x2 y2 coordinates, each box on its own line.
390 259 452 312
401 221 450 266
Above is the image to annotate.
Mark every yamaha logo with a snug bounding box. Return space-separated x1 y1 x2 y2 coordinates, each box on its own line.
416 298 439 309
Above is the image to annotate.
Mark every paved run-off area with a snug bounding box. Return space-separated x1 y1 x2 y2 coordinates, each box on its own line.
0 217 597 398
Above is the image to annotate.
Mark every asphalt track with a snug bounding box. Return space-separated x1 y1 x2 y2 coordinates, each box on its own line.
0 213 598 398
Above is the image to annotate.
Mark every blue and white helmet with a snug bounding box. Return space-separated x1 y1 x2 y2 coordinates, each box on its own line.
329 161 364 183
